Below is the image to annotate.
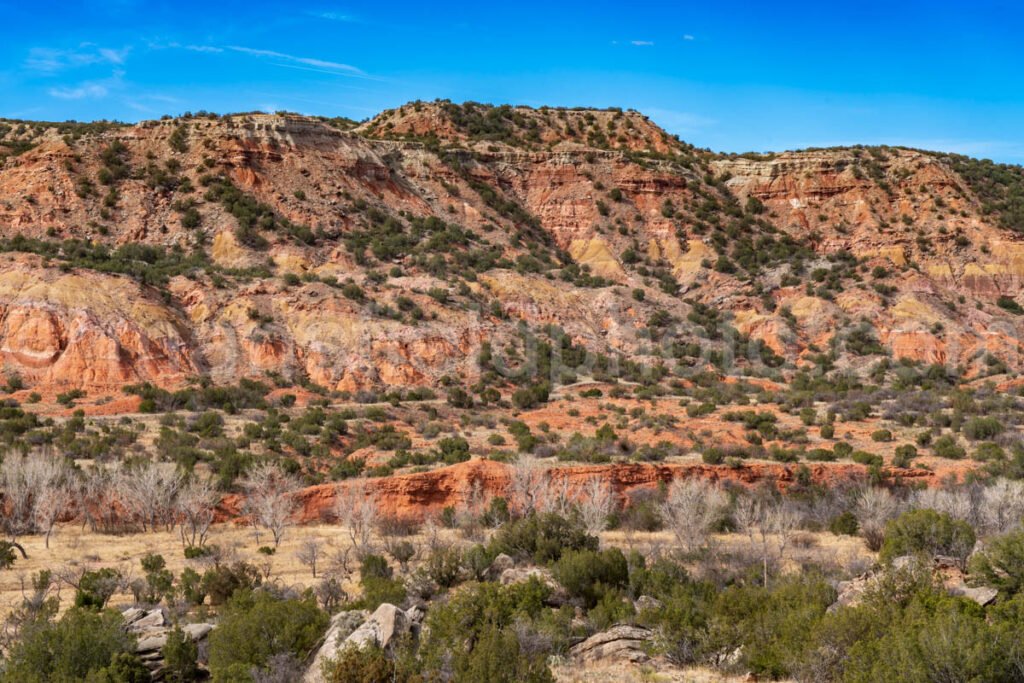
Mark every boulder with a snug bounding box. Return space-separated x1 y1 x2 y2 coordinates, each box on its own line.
633 595 663 612
486 553 515 580
132 608 166 631
499 566 569 606
344 603 409 650
948 583 999 606
830 555 998 612
121 607 146 626
302 609 370 683
182 622 215 640
136 634 168 653
499 565 552 586
569 624 653 664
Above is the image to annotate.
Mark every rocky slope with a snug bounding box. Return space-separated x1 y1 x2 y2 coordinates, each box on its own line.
0 100 1022 401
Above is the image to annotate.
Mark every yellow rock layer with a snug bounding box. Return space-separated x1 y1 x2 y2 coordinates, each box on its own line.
568 238 626 281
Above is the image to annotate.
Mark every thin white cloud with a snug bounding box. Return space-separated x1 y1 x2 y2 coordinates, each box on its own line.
26 45 130 73
631 40 655 46
226 46 363 74
49 82 109 99
47 70 124 100
683 34 695 41
309 10 356 22
98 47 131 64
184 44 224 54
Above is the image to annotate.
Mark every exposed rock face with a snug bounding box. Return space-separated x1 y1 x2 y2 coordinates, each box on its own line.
303 609 368 683
283 459 922 524
122 607 215 677
2 107 1024 398
570 624 654 664
830 555 998 612
343 603 410 650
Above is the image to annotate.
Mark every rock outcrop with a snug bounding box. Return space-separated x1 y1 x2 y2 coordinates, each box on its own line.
122 607 215 678
830 555 998 612
569 624 654 664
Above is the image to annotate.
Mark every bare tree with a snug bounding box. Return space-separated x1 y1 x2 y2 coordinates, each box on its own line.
77 467 110 533
334 481 378 557
314 577 347 611
242 463 300 547
326 545 354 579
510 457 549 515
912 487 974 525
176 476 219 549
34 481 72 549
854 486 900 551
979 479 1024 536
660 478 728 554
578 477 614 535
1 452 71 554
541 475 573 517
296 538 323 578
455 479 486 539
735 495 800 586
120 462 182 532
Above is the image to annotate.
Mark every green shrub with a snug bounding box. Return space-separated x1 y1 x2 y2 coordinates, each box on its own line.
207 589 328 681
879 509 976 564
968 529 1024 597
829 511 859 536
851 451 883 467
417 579 554 683
962 416 1003 441
870 429 893 442
704 575 834 679
425 545 463 590
552 548 629 608
488 513 598 564
74 568 122 610
0 607 136 682
893 444 918 468
973 441 1006 462
200 561 262 606
321 643 420 683
161 626 199 683
833 441 854 458
932 434 966 459
0 541 18 569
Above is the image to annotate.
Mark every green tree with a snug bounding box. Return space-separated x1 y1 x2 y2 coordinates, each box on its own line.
551 548 628 608
206 590 328 681
162 626 200 683
969 529 1024 597
880 509 976 565
1 607 136 683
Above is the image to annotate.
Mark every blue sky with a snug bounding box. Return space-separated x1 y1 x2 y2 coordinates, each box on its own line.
2 0 1022 162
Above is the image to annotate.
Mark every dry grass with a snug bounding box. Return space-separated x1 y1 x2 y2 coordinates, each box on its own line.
0 521 876 625
551 659 772 682
0 522 365 617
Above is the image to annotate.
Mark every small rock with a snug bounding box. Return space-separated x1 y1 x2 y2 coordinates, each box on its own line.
633 595 663 612
404 604 426 625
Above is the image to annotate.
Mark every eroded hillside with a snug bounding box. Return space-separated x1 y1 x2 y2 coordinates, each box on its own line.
1 101 1023 400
